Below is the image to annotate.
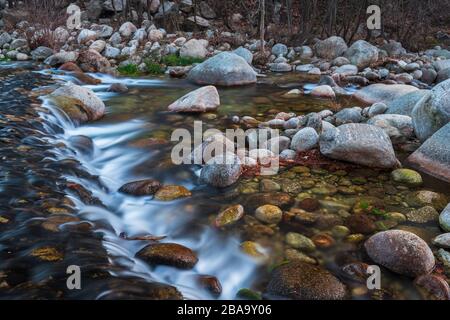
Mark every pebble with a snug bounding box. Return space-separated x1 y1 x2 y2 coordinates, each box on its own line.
215 205 245 227
255 205 283 224
285 232 316 252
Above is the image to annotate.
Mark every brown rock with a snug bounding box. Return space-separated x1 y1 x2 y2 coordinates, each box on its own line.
266 261 346 300
346 214 376 234
119 179 162 196
136 243 198 269
415 274 450 300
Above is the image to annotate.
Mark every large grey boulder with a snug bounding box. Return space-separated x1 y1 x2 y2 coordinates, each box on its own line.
386 90 430 116
353 83 419 104
49 82 105 123
187 52 257 86
320 123 399 168
344 40 379 69
334 107 363 126
380 40 406 57
408 123 450 183
365 230 435 277
313 36 348 60
411 79 450 141
168 86 220 113
290 127 319 152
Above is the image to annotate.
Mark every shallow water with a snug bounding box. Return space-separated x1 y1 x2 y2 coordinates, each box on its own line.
8 65 450 300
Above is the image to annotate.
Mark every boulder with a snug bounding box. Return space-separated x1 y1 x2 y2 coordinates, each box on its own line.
345 40 379 69
353 83 419 104
433 59 450 72
334 64 358 77
381 40 406 57
437 68 450 83
386 90 430 116
314 36 348 60
89 40 106 53
180 39 208 59
200 153 242 188
365 230 435 277
49 82 105 123
411 79 450 142
319 123 399 168
136 243 198 269
265 261 346 300
168 86 220 113
188 52 257 86
408 123 450 183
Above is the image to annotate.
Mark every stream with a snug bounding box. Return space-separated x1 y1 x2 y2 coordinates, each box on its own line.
1 61 449 300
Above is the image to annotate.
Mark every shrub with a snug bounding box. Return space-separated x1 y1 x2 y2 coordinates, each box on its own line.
144 60 166 75
117 64 139 76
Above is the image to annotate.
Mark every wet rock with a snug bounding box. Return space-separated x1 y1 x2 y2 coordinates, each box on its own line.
314 36 348 60
68 135 94 156
168 86 220 113
200 153 242 188
30 247 63 262
311 85 335 99
364 230 435 277
353 83 418 104
342 262 371 283
391 169 423 187
180 39 208 59
108 83 129 93
411 79 450 142
406 190 448 211
346 214 376 234
255 205 282 224
245 193 294 211
415 274 450 300
319 123 399 168
154 185 191 201
240 241 266 259
285 232 316 252
406 206 439 223
119 179 162 196
41 215 81 232
196 275 222 297
432 233 450 249
215 204 244 227
298 198 320 212
188 52 257 86
408 123 450 183
290 127 319 152
260 179 281 192
345 40 378 69
136 243 198 269
266 261 346 300
50 82 105 122
440 204 450 232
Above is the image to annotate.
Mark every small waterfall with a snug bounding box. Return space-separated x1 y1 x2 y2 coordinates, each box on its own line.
36 70 259 300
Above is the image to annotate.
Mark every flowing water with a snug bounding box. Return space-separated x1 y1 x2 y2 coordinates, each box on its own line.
1 62 449 300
